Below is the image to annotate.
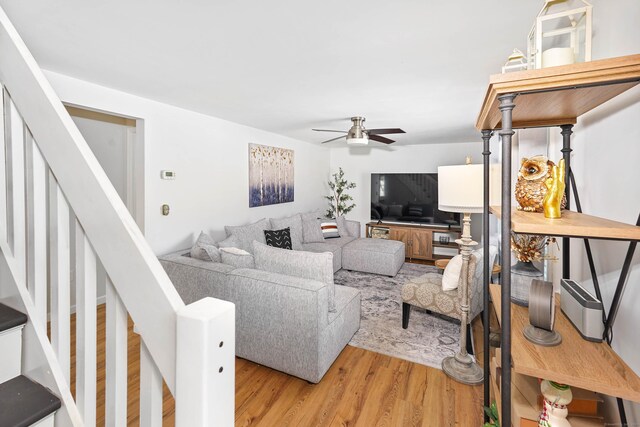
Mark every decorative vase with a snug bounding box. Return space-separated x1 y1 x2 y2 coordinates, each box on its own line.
511 261 543 306
538 380 573 427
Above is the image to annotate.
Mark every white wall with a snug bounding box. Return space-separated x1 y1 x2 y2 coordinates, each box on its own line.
44 71 330 255
329 142 484 238
70 115 131 205
568 0 640 421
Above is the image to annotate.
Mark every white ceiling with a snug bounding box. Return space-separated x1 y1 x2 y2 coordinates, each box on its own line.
0 1 542 145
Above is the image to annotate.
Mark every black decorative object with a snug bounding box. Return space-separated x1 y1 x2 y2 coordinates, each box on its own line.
264 227 292 250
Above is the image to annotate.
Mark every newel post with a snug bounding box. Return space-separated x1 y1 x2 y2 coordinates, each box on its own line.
176 297 235 427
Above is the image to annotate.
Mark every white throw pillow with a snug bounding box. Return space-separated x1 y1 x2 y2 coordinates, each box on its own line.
442 255 463 291
219 247 251 256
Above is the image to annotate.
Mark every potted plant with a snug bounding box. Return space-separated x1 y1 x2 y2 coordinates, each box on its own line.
325 167 356 219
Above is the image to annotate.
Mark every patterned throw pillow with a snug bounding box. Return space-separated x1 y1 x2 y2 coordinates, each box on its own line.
264 227 293 250
320 219 340 239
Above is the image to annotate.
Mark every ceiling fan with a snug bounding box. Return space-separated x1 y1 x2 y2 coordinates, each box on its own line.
313 116 405 145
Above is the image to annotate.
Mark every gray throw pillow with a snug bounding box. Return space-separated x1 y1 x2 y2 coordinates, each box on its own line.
301 210 324 243
220 248 255 269
335 216 350 237
253 241 336 312
224 218 271 253
270 214 303 250
218 234 241 249
190 232 221 262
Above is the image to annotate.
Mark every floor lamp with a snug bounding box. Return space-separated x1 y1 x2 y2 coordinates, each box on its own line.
438 162 484 385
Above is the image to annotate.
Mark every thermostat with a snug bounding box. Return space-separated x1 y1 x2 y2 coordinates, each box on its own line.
161 170 176 180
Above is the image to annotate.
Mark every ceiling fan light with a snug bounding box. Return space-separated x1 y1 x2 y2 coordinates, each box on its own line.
346 135 369 145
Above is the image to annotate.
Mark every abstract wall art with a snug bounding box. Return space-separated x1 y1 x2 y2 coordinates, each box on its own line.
249 143 294 207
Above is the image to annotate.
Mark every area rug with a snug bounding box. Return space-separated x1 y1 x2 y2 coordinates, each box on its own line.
334 263 460 369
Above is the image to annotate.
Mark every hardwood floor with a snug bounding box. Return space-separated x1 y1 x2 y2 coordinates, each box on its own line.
69 304 483 426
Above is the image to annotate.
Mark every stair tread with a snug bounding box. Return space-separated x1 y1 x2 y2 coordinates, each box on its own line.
0 304 27 333
0 375 61 427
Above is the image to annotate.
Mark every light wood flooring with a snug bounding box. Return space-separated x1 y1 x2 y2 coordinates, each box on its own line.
68 304 483 426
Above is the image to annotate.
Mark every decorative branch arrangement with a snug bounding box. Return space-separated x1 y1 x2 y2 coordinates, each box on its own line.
510 232 549 263
325 167 356 219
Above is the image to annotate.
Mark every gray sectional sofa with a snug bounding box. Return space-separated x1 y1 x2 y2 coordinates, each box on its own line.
159 211 405 383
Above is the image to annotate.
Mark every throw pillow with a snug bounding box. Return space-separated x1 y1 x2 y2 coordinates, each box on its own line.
442 255 463 291
220 247 255 269
270 214 303 250
320 219 340 239
301 210 324 243
224 218 271 254
218 234 241 249
220 247 250 255
253 241 336 312
335 216 350 237
264 227 293 250
190 232 221 262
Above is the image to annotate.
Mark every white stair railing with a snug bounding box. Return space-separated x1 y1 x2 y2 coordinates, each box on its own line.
0 6 234 426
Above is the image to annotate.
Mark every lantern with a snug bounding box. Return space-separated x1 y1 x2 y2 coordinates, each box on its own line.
502 49 528 73
527 0 592 69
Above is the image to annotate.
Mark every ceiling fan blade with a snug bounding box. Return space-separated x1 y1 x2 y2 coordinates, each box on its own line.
312 129 348 133
320 135 347 144
369 134 395 144
367 128 406 135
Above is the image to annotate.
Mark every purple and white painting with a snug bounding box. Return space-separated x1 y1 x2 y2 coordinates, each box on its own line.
249 144 294 207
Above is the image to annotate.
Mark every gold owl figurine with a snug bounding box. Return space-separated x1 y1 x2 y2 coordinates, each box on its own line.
515 155 567 213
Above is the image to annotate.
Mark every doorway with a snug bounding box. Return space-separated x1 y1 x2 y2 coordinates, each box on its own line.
65 105 144 232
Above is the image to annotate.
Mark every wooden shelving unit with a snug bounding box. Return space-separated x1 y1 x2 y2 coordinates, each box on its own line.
490 285 640 402
476 54 640 130
477 54 640 424
490 206 640 241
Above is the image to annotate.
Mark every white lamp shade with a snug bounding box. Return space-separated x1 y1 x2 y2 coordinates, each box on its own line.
438 164 484 213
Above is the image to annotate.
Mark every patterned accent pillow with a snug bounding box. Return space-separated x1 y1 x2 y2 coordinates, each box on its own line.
264 227 292 250
320 219 340 239
190 232 221 262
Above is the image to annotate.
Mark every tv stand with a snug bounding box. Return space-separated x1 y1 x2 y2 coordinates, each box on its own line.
365 222 460 262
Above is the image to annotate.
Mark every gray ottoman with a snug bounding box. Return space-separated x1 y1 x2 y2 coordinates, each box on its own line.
342 238 405 277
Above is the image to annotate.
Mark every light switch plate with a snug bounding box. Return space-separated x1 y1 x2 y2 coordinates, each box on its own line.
161 170 176 180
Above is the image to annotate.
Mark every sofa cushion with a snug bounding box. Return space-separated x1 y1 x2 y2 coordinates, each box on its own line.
270 214 303 250
253 241 336 312
190 231 221 262
320 219 340 239
301 210 324 243
220 247 255 268
224 218 271 253
301 242 342 273
324 236 355 248
264 227 293 250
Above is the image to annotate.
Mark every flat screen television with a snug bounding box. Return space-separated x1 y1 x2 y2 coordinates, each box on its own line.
371 173 460 227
